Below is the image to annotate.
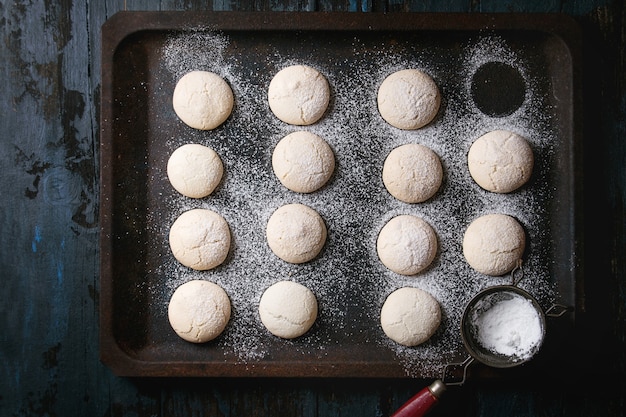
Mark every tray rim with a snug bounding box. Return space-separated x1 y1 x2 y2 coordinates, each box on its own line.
99 11 584 378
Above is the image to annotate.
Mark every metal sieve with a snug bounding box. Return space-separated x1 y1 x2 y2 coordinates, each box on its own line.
460 284 547 369
444 265 568 384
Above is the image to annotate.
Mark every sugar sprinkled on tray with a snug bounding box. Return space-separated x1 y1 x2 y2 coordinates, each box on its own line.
146 28 560 377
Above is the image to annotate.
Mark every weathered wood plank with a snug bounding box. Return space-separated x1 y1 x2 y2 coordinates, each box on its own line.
1 1 97 416
473 0 561 12
405 1 471 13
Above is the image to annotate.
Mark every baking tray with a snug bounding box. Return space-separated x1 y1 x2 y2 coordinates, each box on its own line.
100 11 583 378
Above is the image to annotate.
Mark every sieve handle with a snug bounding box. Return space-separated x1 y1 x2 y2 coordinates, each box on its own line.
390 380 446 417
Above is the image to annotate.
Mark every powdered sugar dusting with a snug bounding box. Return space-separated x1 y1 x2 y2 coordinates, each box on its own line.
471 291 544 361
141 29 563 377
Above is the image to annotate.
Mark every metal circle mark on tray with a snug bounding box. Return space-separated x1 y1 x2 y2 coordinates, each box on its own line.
471 61 526 117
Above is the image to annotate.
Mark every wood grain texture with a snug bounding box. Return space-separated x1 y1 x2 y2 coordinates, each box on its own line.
1 0 624 416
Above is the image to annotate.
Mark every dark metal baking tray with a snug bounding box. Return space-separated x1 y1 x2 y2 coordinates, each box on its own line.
100 11 582 377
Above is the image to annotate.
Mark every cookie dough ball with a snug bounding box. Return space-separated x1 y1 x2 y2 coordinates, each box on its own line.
377 69 441 130
468 130 534 193
268 65 330 125
463 214 525 276
377 215 437 275
259 280 318 339
380 287 441 347
169 209 231 270
167 143 223 198
266 204 326 264
172 71 234 130
168 280 231 343
272 131 335 193
382 143 443 203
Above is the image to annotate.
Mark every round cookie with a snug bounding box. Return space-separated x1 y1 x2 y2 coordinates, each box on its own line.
272 131 335 193
267 65 330 126
463 213 525 276
382 143 443 203
380 287 441 347
172 70 234 130
377 215 437 275
258 280 318 339
266 203 326 264
377 69 441 130
468 130 534 193
168 280 231 343
169 209 231 270
167 143 223 198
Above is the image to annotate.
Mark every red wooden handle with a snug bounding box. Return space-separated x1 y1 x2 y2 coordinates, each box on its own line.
391 380 446 417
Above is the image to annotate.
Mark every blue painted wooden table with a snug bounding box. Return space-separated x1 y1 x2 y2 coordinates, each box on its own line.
1 1 625 416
